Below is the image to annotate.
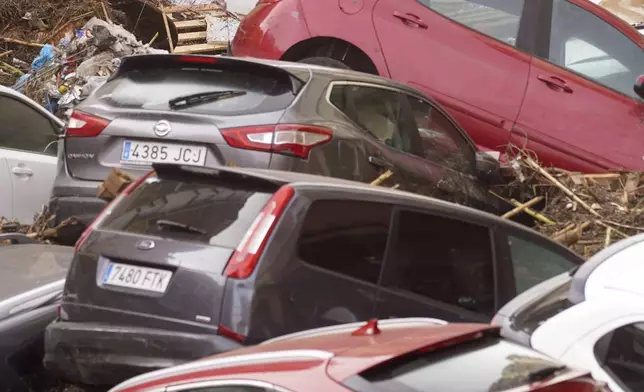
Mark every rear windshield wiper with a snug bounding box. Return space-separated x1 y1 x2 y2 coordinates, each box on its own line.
527 365 567 383
156 219 207 235
168 90 247 110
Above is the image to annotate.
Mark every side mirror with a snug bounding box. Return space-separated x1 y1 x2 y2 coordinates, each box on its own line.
475 151 501 185
635 75 644 100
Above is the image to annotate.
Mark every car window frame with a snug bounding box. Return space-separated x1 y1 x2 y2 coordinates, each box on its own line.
325 81 478 165
494 226 583 300
413 0 539 53
295 196 396 287
0 93 60 156
166 378 285 392
534 0 644 101
378 205 500 316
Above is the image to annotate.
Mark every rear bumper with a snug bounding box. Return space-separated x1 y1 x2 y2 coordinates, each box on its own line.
44 321 243 386
49 171 105 225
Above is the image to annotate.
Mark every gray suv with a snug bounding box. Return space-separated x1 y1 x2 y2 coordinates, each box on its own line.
44 164 582 387
49 54 500 225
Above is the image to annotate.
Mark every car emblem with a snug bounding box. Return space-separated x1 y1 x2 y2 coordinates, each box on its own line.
153 120 171 137
136 239 155 250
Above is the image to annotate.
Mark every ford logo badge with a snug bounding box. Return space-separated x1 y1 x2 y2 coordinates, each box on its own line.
136 239 155 250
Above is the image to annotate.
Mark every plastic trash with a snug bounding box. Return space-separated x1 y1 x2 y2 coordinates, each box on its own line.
31 44 55 70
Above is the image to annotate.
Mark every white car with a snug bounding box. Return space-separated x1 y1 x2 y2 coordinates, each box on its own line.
494 233 644 392
0 85 62 223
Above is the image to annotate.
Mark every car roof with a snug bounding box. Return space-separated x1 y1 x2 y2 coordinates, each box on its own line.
111 320 495 392
153 164 580 258
0 85 64 127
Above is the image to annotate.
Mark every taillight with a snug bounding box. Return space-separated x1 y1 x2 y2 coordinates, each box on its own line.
66 111 110 137
221 124 333 159
224 185 295 279
177 55 217 65
218 324 245 343
74 170 155 253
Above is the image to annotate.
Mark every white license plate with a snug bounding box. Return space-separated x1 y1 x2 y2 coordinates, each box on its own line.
102 262 172 293
121 140 207 166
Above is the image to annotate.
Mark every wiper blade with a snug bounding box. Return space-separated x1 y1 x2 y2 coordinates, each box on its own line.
168 90 247 110
527 365 567 383
156 219 207 235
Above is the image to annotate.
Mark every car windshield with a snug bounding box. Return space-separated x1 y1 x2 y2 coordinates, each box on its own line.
361 336 566 392
99 177 273 248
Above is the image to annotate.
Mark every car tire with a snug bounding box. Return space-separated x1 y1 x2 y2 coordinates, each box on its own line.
297 57 351 70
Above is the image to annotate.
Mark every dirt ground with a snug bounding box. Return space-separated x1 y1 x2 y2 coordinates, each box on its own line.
599 0 644 24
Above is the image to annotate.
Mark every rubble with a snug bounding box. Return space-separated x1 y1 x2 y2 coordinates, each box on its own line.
493 149 644 259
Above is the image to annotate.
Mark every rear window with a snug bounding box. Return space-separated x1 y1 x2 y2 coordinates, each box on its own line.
94 67 300 116
512 281 574 335
100 178 273 248
360 335 565 392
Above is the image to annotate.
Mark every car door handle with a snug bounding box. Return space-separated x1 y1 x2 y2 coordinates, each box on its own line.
11 166 33 177
537 75 573 93
368 155 392 169
393 11 428 29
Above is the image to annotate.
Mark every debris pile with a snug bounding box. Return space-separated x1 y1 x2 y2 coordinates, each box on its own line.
494 151 644 258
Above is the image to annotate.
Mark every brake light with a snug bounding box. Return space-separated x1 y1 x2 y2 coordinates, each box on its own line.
224 185 295 279
74 170 155 253
218 324 245 343
66 111 110 137
177 55 218 65
221 124 333 159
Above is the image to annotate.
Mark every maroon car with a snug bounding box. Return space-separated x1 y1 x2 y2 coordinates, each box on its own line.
232 0 644 173
109 318 608 392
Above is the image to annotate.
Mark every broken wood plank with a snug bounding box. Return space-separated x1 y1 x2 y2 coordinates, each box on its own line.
174 43 228 54
178 31 207 43
174 19 208 30
164 4 225 13
370 170 393 186
161 6 174 53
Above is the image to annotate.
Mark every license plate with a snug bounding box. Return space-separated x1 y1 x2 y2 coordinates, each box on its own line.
102 262 172 293
121 140 207 166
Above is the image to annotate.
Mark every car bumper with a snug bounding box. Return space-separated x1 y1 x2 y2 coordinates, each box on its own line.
44 321 243 386
49 176 105 225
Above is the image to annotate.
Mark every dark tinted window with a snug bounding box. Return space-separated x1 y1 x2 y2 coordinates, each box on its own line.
0 95 57 155
549 0 643 99
329 85 423 155
298 200 392 284
361 335 565 392
384 210 495 316
100 178 273 248
596 323 644 392
417 0 525 46
508 235 578 294
513 280 573 335
94 67 299 115
407 96 474 173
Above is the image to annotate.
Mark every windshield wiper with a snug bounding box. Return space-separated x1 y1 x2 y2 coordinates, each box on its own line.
156 219 207 235
527 365 567 383
168 90 247 110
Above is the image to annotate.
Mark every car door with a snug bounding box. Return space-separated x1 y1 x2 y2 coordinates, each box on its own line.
371 0 532 152
374 206 496 323
0 155 11 220
0 94 60 223
512 0 644 172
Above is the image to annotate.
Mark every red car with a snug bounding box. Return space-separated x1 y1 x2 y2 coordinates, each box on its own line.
109 318 607 392
232 0 644 173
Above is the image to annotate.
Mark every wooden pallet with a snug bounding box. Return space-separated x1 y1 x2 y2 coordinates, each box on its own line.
161 4 229 54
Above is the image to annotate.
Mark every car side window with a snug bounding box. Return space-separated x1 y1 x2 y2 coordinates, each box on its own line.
595 323 644 392
549 0 643 99
416 0 525 46
298 200 392 284
328 84 422 155
0 95 58 155
507 235 578 294
407 96 475 173
383 209 496 316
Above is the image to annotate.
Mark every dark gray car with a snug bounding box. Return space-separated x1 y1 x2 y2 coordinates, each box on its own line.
44 164 581 387
48 54 500 225
0 244 73 392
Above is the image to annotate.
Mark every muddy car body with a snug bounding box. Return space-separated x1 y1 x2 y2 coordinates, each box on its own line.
48 54 501 226
45 164 583 387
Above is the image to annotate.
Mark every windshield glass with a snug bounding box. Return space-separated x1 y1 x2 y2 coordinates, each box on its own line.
361 336 565 392
99 177 273 248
